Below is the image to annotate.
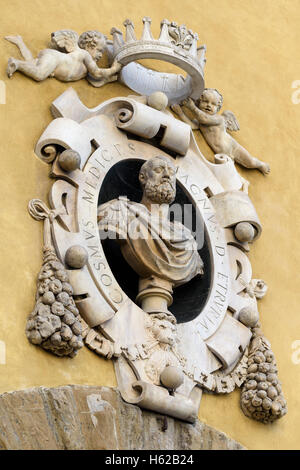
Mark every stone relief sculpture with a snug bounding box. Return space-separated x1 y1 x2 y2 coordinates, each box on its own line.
108 18 206 103
167 20 206 68
171 90 270 175
5 31 122 87
25 85 286 424
98 156 204 318
241 322 287 423
26 199 83 357
5 16 286 425
4 18 206 101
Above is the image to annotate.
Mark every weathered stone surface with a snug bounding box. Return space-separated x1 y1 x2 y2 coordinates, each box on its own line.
0 388 58 450
0 386 245 450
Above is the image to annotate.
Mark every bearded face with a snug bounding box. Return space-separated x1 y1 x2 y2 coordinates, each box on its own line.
140 156 177 205
144 179 176 204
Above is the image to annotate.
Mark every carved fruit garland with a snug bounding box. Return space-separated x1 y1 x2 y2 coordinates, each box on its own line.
241 323 287 423
26 199 83 357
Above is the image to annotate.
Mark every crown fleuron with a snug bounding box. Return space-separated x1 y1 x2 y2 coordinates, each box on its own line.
110 18 206 72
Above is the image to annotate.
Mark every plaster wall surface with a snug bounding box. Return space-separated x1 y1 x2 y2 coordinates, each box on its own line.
0 0 299 450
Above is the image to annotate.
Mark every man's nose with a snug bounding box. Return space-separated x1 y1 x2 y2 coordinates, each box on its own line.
162 166 170 177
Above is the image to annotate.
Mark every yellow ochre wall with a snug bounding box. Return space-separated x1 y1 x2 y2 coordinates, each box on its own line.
0 0 299 450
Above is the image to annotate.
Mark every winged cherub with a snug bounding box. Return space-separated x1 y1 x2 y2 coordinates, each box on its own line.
5 30 122 87
171 89 270 175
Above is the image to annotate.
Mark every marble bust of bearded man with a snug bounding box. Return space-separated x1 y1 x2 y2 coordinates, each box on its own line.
97 155 204 316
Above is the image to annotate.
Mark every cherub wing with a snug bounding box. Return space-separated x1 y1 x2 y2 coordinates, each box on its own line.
222 110 240 132
51 30 79 53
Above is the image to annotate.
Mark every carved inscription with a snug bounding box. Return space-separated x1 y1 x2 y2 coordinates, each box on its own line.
81 217 124 305
196 273 229 332
81 143 133 205
177 171 230 337
78 144 140 307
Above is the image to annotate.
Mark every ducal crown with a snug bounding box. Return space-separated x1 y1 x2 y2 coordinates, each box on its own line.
110 17 206 72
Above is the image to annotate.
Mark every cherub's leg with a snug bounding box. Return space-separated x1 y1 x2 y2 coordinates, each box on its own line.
7 53 57 81
170 104 199 129
5 35 34 61
232 141 270 175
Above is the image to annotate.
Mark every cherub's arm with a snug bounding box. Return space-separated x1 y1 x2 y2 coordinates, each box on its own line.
182 97 222 126
171 104 199 129
84 54 122 79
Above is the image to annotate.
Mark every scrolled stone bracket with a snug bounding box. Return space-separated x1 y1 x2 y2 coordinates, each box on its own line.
130 381 202 424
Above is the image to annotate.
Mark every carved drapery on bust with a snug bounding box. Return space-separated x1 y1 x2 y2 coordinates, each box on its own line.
98 156 204 317
99 196 203 284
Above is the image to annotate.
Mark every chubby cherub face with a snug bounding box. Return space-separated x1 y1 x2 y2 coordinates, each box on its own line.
198 89 222 115
87 38 106 61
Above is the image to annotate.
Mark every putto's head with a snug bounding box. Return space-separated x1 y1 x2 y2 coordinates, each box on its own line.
139 155 177 205
78 31 107 61
197 88 223 115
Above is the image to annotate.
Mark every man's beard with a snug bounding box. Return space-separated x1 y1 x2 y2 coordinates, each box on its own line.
144 180 176 204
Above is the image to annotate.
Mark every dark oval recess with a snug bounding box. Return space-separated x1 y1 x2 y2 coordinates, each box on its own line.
98 159 211 323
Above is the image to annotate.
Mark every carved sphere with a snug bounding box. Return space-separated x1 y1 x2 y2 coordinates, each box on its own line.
234 222 255 242
65 245 88 269
147 92 168 111
58 149 81 172
160 366 184 390
267 386 278 400
271 402 281 415
262 397 272 410
42 291 55 305
238 306 259 328
28 330 43 345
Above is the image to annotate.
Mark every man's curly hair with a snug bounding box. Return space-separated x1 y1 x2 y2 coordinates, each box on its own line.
78 30 107 50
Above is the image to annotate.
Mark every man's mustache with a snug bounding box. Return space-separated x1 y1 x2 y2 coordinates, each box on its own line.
159 180 176 190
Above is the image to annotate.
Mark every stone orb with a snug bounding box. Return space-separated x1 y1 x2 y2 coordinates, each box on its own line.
234 222 255 242
42 291 55 305
58 149 81 172
147 92 168 111
238 306 259 328
65 245 88 269
160 366 184 390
